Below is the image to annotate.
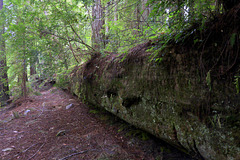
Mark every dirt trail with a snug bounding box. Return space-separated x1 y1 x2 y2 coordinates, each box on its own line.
0 87 194 160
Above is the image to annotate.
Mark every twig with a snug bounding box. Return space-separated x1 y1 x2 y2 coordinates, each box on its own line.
27 143 45 160
102 1 137 19
64 26 79 64
69 24 96 53
37 102 45 118
9 143 39 160
64 23 80 63
28 29 82 45
137 4 159 36
59 149 97 160
68 39 79 63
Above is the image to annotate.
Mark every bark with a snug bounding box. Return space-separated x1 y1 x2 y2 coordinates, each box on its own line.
105 1 110 33
141 0 150 22
104 1 110 47
177 0 184 22
140 0 150 33
30 60 37 75
188 0 194 22
30 42 38 76
134 2 141 35
221 0 240 11
92 0 104 50
114 0 118 22
22 58 27 99
0 0 9 106
22 20 27 99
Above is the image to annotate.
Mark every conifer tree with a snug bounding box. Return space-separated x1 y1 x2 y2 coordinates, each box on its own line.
0 0 9 106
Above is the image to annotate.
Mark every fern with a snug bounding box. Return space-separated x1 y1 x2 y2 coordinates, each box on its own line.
206 70 211 91
230 33 237 47
234 76 240 94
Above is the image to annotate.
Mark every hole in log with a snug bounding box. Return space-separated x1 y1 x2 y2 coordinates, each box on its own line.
123 97 141 108
107 89 118 98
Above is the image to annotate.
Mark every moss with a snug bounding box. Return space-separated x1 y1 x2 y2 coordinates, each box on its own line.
67 50 240 160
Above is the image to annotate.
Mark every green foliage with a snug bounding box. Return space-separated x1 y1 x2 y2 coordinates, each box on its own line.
33 91 42 96
55 66 75 89
206 70 211 91
9 79 38 100
12 111 20 119
1 0 234 99
230 33 237 47
155 58 163 63
117 123 128 132
2 0 88 99
10 85 22 101
143 0 222 55
234 75 240 94
55 71 70 89
209 114 222 128
89 109 99 114
126 129 149 141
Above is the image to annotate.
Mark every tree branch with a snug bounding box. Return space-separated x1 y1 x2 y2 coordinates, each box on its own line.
27 143 45 160
68 24 96 53
67 37 79 63
10 143 39 160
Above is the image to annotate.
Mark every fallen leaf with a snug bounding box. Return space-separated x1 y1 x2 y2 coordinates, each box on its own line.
56 130 66 136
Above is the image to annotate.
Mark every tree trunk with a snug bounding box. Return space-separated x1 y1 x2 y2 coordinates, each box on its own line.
22 58 27 99
221 0 240 11
30 50 38 76
30 60 37 75
134 2 141 35
30 43 37 76
177 0 184 23
105 1 110 34
141 0 150 22
22 21 27 100
92 0 104 50
0 0 9 106
114 0 118 22
140 0 150 34
30 60 36 76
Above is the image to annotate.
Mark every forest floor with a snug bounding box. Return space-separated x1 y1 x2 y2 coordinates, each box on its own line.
0 87 194 160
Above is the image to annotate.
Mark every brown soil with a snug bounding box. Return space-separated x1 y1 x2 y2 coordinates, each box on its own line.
0 87 194 160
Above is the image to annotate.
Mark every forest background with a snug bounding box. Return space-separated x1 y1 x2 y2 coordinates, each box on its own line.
0 0 239 106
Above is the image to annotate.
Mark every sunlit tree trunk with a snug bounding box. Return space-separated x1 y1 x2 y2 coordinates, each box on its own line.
30 42 37 76
30 58 37 75
114 0 118 22
188 0 194 22
141 0 150 22
105 1 110 34
22 58 27 99
0 0 9 106
140 0 150 34
30 55 37 76
18 16 27 100
92 0 104 50
113 0 119 52
134 2 141 35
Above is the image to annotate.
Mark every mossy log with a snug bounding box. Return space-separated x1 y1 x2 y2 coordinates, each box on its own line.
67 46 240 159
